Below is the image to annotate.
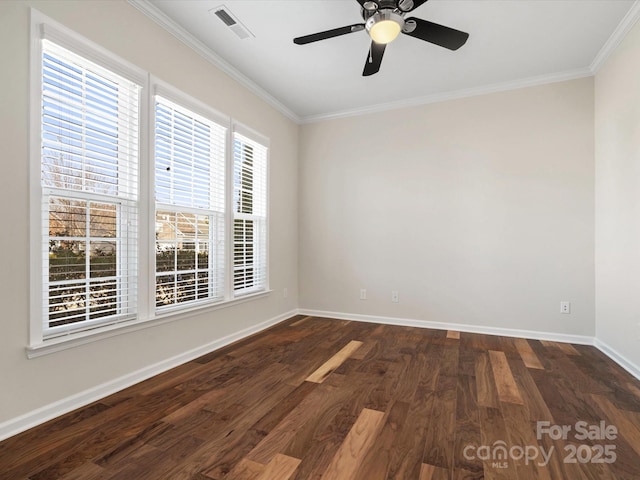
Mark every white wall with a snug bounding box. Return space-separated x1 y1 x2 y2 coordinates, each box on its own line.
595 19 640 370
0 0 298 428
300 78 595 337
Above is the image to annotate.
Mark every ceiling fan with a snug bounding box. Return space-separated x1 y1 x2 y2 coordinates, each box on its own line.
293 0 469 76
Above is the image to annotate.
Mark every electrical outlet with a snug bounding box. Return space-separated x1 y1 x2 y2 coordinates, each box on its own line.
283 287 288 298
560 301 571 314
392 291 399 303
360 289 367 300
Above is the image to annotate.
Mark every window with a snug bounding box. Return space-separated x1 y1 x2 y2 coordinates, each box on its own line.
39 39 140 339
233 132 268 295
154 96 226 310
30 13 270 351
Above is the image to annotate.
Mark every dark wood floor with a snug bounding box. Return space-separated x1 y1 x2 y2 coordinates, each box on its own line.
2 316 640 479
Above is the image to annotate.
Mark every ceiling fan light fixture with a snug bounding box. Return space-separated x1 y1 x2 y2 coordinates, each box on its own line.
366 10 404 44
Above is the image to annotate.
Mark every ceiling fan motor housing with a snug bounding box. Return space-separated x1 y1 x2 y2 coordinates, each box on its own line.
361 0 413 19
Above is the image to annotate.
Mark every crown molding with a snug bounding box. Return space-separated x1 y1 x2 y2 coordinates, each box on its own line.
129 0 638 125
127 0 301 124
299 68 593 124
590 0 640 73
301 0 639 125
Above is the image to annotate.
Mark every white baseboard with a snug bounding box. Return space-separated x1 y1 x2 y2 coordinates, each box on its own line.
0 309 297 442
299 309 595 345
3 308 638 442
593 338 640 381
300 308 640 381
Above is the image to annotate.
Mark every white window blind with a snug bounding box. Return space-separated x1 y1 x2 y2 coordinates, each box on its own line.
154 96 226 310
40 39 140 338
233 132 267 295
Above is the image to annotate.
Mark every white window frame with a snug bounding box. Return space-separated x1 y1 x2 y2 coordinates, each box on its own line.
28 10 271 356
29 11 147 348
231 123 270 297
150 82 229 314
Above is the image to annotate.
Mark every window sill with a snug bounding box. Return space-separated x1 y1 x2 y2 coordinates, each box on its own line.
26 290 272 359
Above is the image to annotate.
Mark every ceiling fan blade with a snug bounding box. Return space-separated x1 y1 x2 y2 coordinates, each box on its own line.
363 41 386 76
403 17 469 50
294 24 365 45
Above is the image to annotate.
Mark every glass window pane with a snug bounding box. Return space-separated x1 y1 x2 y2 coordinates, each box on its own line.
156 211 177 242
196 215 209 240
197 246 209 270
90 241 117 278
49 240 86 282
89 279 118 318
49 198 86 237
48 283 86 327
176 243 196 271
176 273 196 303
156 244 176 272
90 203 117 237
176 212 197 240
156 274 175 307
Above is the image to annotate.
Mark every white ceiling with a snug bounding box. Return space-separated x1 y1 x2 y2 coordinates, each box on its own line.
135 0 638 122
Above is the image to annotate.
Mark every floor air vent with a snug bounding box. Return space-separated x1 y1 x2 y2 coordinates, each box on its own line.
211 5 254 39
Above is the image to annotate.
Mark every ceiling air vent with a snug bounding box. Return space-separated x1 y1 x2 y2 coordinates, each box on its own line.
210 5 254 40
